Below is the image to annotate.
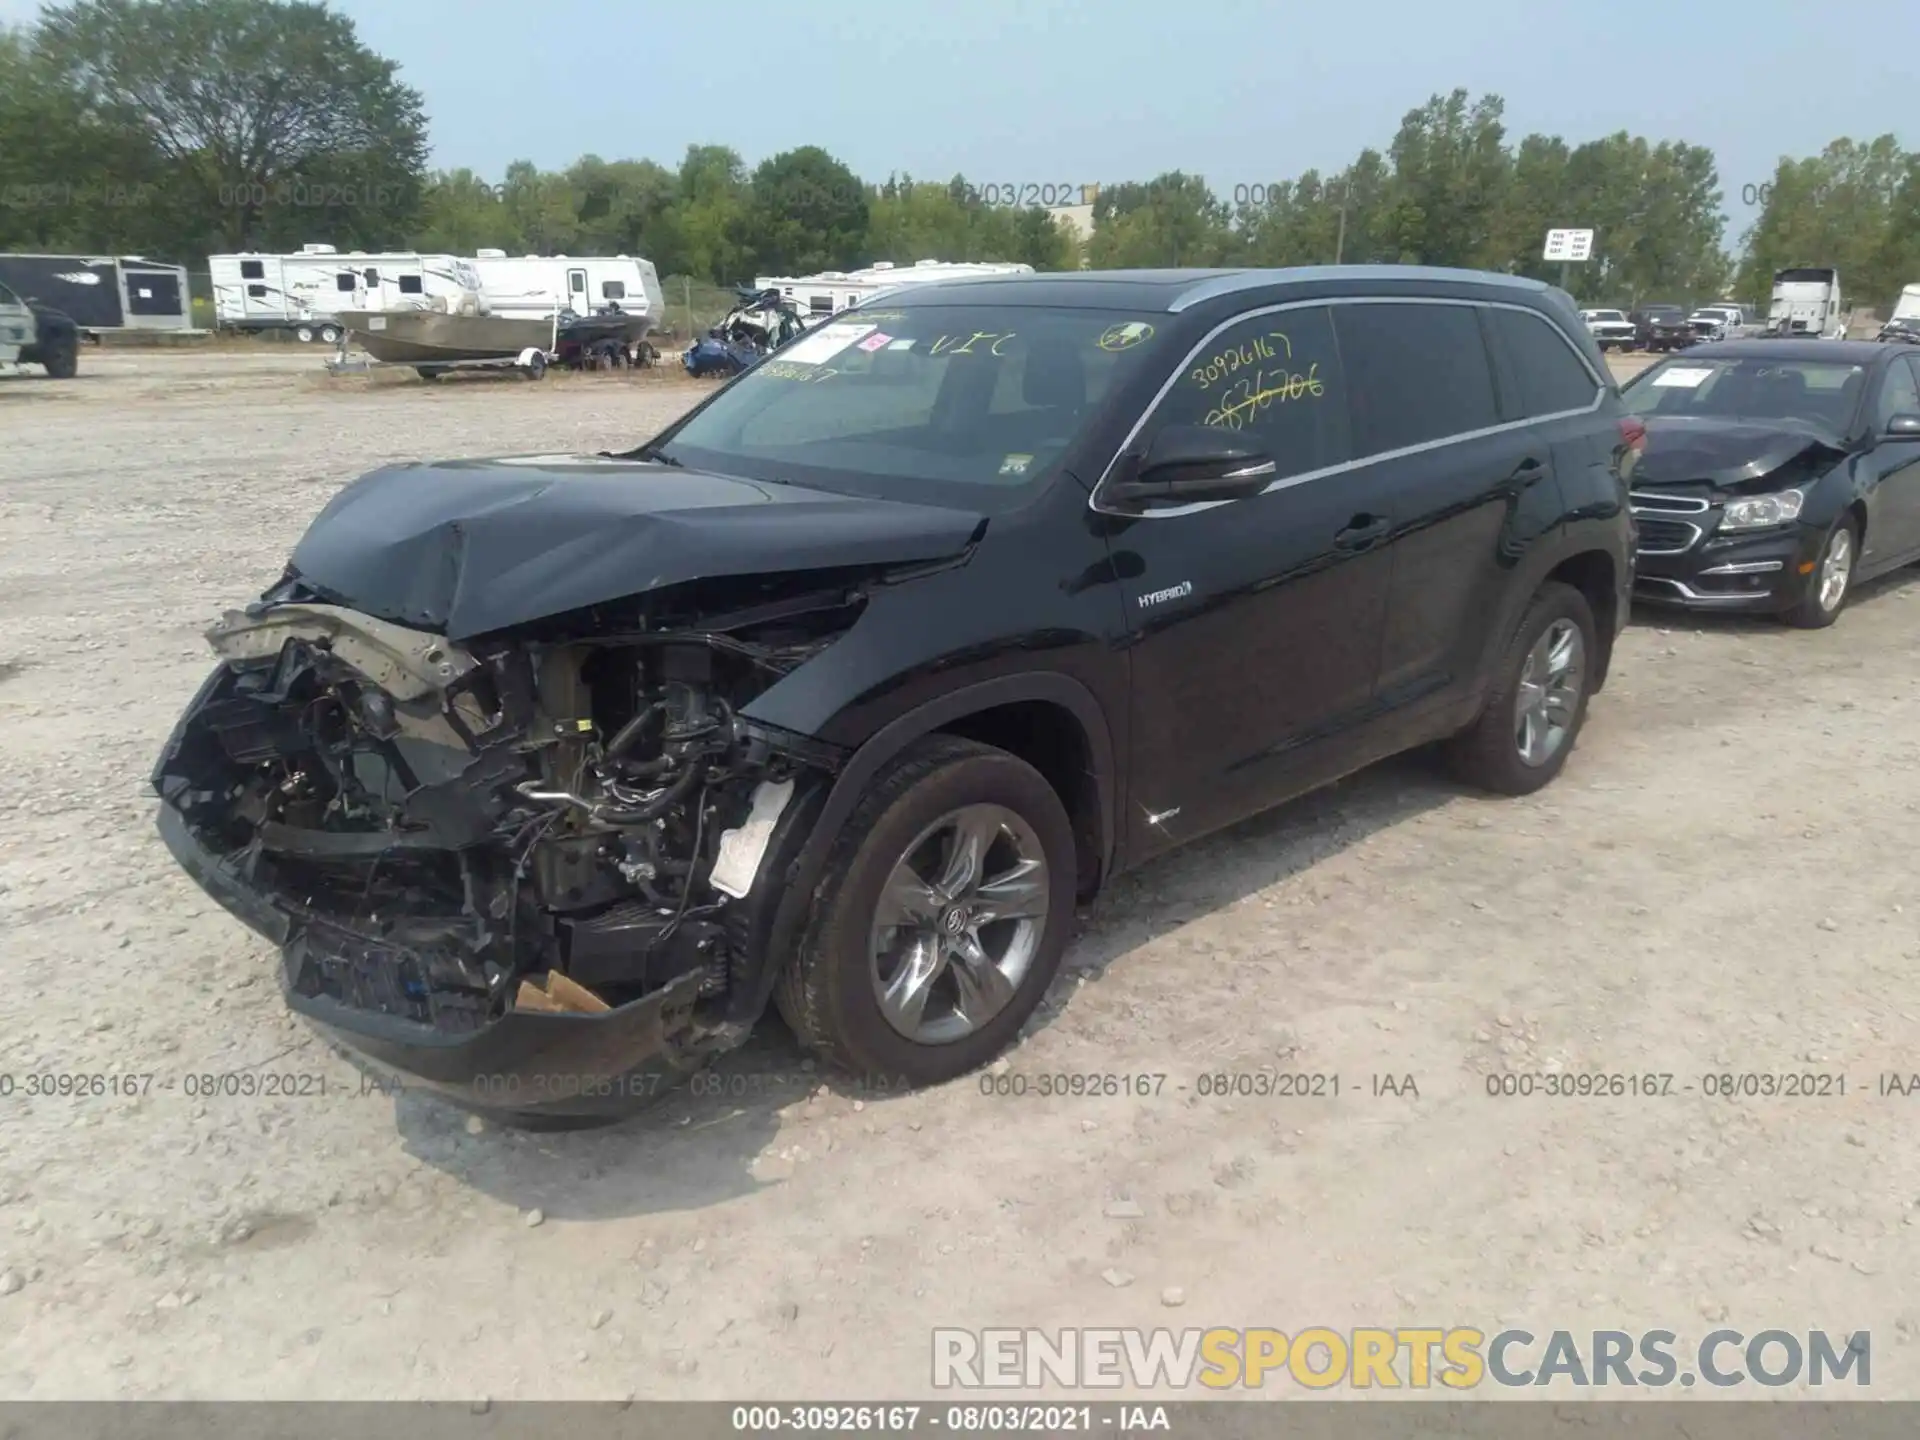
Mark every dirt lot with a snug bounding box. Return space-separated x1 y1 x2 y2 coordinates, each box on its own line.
2 348 1918 1401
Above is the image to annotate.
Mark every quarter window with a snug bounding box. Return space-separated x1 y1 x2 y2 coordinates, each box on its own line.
1147 305 1349 482
1487 306 1600 418
1335 302 1500 457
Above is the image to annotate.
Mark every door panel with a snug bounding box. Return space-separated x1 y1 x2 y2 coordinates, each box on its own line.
1333 301 1520 709
1864 356 1920 568
1105 304 1392 858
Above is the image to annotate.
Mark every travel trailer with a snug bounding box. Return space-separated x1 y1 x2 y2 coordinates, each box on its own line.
469 251 665 330
0 253 191 338
209 245 485 341
753 260 1036 319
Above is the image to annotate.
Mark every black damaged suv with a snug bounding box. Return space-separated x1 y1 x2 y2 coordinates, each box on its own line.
153 266 1636 1121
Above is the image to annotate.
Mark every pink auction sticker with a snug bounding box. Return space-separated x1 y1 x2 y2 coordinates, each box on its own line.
857 332 892 352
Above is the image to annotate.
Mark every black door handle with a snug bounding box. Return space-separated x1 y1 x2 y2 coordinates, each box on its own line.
1334 514 1390 550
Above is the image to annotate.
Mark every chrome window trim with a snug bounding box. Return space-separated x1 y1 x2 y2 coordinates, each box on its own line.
1087 295 1606 521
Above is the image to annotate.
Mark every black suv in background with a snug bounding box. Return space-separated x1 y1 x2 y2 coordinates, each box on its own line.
154 265 1637 1121
0 278 81 378
1631 303 1693 352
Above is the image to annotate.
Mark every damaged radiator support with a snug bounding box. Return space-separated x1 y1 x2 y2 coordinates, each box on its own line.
155 594 848 1041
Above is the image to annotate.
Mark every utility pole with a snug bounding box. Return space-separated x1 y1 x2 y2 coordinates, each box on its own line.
1334 176 1350 265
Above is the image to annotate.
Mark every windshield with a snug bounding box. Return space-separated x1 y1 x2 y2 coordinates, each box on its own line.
644 304 1164 505
1622 356 1866 430
1590 310 1625 322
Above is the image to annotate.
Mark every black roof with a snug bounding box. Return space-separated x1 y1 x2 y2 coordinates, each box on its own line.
1665 339 1912 364
875 265 1554 313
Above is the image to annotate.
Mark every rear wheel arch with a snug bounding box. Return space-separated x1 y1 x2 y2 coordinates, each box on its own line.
1541 549 1620 688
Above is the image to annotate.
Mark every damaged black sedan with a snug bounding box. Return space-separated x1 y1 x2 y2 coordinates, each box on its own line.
1623 340 1920 626
154 267 1633 1122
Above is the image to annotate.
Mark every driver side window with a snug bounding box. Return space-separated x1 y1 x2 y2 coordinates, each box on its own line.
1876 357 1920 431
1148 305 1350 483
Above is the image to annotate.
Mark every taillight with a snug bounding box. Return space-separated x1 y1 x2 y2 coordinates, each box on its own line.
1618 416 1646 454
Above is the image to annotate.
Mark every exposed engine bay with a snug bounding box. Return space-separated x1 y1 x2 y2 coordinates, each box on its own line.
152 568 865 1048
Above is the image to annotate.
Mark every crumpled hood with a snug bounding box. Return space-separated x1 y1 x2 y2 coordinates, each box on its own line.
287 454 985 638
1632 417 1847 492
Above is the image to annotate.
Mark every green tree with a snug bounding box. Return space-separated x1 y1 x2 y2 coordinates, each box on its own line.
1738 136 1907 312
741 145 869 275
1377 89 1511 267
1086 172 1236 267
32 0 427 255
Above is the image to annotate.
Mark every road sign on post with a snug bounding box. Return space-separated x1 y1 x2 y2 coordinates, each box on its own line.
1543 228 1594 262
1543 228 1594 297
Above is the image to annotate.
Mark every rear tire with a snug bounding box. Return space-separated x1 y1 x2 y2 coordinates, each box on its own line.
319 325 341 344
1445 582 1597 796
776 735 1077 1087
41 337 78 379
294 325 315 343
1783 518 1856 629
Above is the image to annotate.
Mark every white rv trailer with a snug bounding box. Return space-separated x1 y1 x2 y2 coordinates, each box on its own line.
753 260 1037 319
209 244 485 341
470 251 666 330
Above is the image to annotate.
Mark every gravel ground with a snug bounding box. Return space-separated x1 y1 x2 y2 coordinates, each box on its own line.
1 348 1917 1400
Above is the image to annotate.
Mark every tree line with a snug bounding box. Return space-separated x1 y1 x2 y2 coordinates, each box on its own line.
3 0 1916 312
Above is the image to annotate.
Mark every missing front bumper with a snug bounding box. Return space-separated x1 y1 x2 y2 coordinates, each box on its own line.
156 802 708 1118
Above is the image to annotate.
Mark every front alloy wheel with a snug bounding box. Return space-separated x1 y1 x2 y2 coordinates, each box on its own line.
869 804 1050 1044
1785 520 1855 629
779 735 1076 1085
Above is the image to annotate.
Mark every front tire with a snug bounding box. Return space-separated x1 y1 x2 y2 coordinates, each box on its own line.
1445 581 1597 796
1783 518 1856 629
776 735 1077 1086
294 325 315 343
319 325 341 344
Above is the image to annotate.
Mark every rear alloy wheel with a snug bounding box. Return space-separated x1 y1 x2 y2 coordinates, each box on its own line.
1784 519 1855 629
778 735 1076 1086
1445 581 1596 796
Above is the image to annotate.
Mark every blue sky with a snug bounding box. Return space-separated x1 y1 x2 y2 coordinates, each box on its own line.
6 0 1916 240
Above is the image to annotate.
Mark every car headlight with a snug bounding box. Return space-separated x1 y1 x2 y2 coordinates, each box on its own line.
1719 489 1805 532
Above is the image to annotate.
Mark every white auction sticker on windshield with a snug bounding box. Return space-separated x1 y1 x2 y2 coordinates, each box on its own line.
1652 367 1714 387
779 322 876 366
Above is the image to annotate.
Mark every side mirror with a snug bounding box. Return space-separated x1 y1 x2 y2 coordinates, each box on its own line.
1105 424 1277 509
1884 413 1920 438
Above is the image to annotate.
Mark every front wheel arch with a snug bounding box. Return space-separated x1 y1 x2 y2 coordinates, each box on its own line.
716 676 1115 1038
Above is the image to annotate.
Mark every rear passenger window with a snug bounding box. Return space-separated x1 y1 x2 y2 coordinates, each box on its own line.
1333 302 1498 458
1489 307 1600 417
1151 305 1349 482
